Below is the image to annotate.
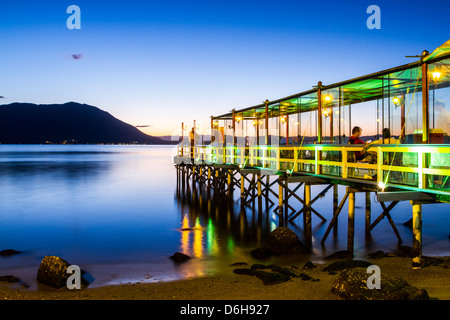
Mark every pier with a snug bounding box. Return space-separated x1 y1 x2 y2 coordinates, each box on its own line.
174 43 450 269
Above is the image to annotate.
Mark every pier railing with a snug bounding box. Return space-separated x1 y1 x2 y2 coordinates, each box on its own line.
176 144 450 198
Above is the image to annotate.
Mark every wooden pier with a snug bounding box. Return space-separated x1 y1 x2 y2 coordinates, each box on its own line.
174 42 450 269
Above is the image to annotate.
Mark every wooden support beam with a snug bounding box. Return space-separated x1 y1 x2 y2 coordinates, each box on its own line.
422 62 429 144
333 184 339 234
288 184 329 222
347 189 355 254
304 183 312 247
240 174 245 199
278 176 284 217
369 201 401 243
317 81 323 144
321 189 350 245
411 201 422 269
377 191 435 202
365 192 371 237
287 176 327 184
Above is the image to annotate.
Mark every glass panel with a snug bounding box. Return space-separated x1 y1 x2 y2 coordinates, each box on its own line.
430 58 450 143
321 88 339 144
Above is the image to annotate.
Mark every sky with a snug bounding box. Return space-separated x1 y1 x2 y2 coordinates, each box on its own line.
0 0 449 136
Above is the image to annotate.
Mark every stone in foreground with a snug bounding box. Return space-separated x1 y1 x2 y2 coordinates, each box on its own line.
331 268 429 300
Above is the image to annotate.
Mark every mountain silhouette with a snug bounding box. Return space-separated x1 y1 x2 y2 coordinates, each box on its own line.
0 102 169 144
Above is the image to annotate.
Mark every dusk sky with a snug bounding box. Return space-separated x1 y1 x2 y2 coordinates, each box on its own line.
1 0 449 136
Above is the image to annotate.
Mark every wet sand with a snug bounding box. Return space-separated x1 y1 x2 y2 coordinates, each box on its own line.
1 256 449 300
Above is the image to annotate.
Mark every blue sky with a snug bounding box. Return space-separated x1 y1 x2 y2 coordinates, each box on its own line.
0 0 449 136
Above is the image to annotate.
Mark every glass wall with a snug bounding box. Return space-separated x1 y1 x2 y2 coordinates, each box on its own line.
429 58 450 144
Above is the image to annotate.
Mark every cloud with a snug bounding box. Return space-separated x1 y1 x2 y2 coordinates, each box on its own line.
71 53 83 60
0 96 4 99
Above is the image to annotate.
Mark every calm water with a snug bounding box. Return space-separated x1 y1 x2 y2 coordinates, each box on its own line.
0 145 448 289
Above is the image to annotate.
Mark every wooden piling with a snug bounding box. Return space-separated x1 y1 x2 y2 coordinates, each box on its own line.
278 177 284 218
411 201 422 269
304 183 312 247
347 188 355 254
240 174 245 199
333 184 338 235
365 192 371 237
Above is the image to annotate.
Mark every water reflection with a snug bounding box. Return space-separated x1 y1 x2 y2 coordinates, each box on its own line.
174 171 274 262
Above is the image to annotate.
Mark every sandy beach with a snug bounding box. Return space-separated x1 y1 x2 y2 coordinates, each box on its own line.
1 256 449 300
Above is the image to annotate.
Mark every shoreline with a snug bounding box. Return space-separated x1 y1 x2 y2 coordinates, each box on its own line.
2 256 449 300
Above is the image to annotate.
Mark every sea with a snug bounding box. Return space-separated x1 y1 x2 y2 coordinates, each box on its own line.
0 145 448 290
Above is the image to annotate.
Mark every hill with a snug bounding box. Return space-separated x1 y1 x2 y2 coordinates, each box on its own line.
0 102 170 145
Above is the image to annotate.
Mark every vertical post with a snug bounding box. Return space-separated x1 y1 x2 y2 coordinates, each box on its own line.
214 169 219 192
256 120 260 146
317 81 323 144
348 104 352 140
365 192 371 237
240 174 245 199
347 188 355 254
181 122 184 157
377 99 380 140
278 177 284 219
400 93 406 142
421 61 429 144
232 109 236 163
257 174 262 200
264 100 269 146
411 201 422 269
330 108 333 144
192 165 196 189
286 115 289 145
208 167 211 184
338 86 342 144
333 184 338 234
227 169 232 199
304 183 312 247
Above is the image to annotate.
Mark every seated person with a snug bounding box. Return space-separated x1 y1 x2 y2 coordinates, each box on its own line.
369 128 399 145
362 128 400 164
348 126 367 161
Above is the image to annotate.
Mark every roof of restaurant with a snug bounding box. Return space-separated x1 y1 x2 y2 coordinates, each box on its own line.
213 39 450 120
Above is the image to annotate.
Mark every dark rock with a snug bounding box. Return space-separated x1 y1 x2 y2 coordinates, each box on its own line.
0 249 22 257
324 250 353 260
0 275 21 283
169 252 191 263
397 245 413 257
36 255 88 289
0 275 29 288
367 251 387 259
233 268 291 285
298 273 319 281
250 247 273 260
230 262 248 267
323 260 372 272
331 269 429 300
421 256 444 268
302 261 316 270
251 264 299 278
268 227 309 254
403 218 413 228
235 264 319 283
